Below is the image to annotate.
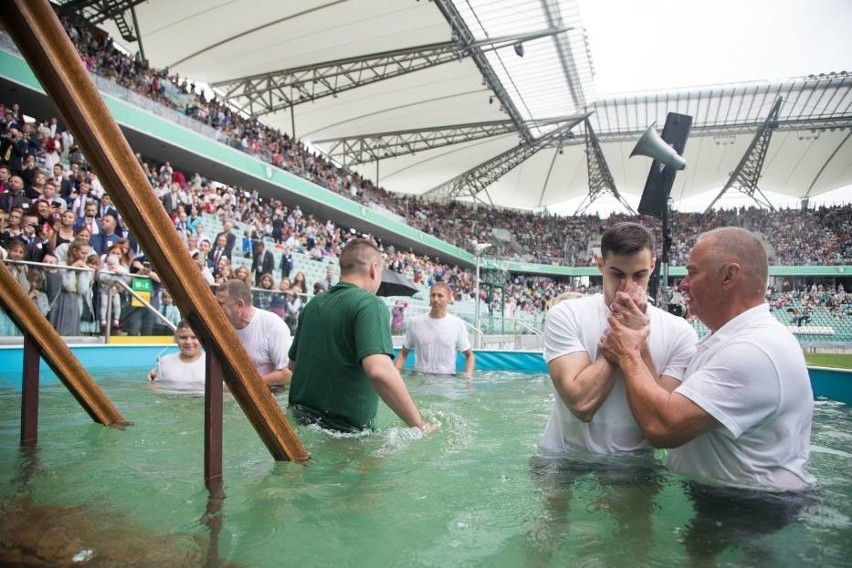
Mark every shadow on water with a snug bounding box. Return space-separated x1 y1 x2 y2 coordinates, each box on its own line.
0 445 241 567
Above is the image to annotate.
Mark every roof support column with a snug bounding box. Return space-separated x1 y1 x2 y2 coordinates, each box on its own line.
575 118 636 215
704 98 783 212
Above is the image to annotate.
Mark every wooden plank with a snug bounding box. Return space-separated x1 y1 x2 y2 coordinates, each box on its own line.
0 261 126 427
1 0 307 463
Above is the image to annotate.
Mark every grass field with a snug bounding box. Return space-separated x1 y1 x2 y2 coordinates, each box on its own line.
805 353 852 370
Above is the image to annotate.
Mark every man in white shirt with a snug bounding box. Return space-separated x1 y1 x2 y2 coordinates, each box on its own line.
539 222 697 458
602 227 814 492
395 282 474 377
215 279 292 387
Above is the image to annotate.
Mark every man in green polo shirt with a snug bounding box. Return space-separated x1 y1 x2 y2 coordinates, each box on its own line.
288 238 436 434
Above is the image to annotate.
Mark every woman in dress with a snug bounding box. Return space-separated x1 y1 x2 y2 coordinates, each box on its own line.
49 240 93 336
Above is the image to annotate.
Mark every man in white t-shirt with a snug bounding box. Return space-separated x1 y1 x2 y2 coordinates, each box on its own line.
539 222 697 458
215 279 292 387
395 282 474 377
602 227 814 492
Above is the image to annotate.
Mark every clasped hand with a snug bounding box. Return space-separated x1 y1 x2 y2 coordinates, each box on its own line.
599 284 650 365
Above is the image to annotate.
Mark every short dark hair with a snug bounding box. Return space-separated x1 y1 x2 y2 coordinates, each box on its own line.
600 222 655 259
339 238 381 275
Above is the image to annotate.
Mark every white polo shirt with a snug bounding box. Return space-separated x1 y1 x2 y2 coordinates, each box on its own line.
668 304 815 491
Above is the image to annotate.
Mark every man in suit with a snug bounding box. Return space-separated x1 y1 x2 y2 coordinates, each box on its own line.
98 193 118 221
208 233 231 273
0 175 30 213
75 201 101 236
89 211 122 256
214 220 237 257
252 241 275 286
0 127 29 175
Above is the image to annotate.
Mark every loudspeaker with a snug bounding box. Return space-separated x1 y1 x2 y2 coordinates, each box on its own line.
635 113 692 219
630 124 687 170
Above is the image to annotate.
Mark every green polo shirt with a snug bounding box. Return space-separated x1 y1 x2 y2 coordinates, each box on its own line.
288 282 395 431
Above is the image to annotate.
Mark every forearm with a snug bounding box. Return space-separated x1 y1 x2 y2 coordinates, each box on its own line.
618 351 676 446
462 351 475 377
556 356 618 422
368 365 424 429
261 367 292 386
372 379 424 428
394 348 409 372
640 346 673 390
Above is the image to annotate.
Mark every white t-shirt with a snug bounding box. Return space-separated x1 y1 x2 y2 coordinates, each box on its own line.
539 294 697 456
402 312 472 375
155 353 206 393
668 304 815 491
235 308 292 376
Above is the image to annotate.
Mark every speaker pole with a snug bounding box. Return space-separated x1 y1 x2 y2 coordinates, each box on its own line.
631 112 692 306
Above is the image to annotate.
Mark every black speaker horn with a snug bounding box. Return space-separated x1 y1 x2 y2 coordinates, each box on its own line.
633 113 692 219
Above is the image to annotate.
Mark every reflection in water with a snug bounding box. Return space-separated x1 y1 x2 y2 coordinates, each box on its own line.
526 454 663 567
682 483 812 568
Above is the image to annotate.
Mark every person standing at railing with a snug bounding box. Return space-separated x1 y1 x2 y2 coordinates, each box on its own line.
283 287 302 336
98 246 129 331
26 268 50 316
253 272 275 311
5 238 30 292
48 240 93 336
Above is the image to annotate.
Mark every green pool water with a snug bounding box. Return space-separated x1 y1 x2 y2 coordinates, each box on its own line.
0 370 849 567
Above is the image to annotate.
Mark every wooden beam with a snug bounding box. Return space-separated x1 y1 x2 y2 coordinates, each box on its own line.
1 0 308 463
0 261 127 427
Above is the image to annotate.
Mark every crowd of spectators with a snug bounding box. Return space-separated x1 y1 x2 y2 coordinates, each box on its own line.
2 92 851 336
0 13 850 339
769 281 852 324
46 14 851 268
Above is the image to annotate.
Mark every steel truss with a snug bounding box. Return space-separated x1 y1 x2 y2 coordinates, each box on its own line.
576 118 636 215
704 98 783 212
315 115 586 166
421 116 586 204
57 0 145 42
211 27 563 123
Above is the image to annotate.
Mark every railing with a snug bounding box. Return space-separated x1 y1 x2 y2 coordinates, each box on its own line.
0 258 319 340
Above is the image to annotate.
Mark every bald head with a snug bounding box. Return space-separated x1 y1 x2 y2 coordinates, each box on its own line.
697 227 768 297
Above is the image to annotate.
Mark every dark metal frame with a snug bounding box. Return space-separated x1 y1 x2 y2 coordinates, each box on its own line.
576 118 636 215
421 115 586 203
704 98 783 212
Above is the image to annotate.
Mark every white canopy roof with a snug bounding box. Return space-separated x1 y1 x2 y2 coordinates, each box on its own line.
85 0 852 213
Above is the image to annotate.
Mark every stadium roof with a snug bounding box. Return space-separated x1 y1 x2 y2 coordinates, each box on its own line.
60 0 852 213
